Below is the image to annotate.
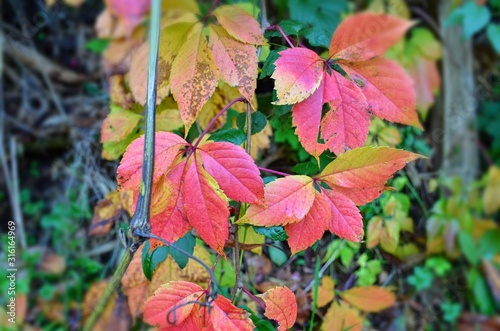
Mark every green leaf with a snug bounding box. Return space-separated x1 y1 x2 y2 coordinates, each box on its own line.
208 128 246 145
260 50 280 79
487 24 500 54
142 241 170 281
213 256 236 287
269 241 288 266
236 111 267 135
462 2 491 38
85 38 110 53
471 272 495 314
407 266 433 291
479 229 500 257
263 176 277 184
425 257 452 277
170 233 196 269
302 27 330 48
441 302 462 324
292 161 319 175
250 313 275 331
264 19 304 38
340 246 354 267
254 226 288 241
458 232 480 265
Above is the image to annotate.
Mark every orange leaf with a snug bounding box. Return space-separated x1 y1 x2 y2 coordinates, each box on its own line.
272 47 324 105
183 158 229 256
319 147 421 192
130 22 194 105
285 190 330 255
340 286 396 312
259 287 298 331
117 132 187 191
340 58 422 129
330 13 414 62
198 142 264 204
143 281 205 327
321 301 363 331
208 24 258 102
323 189 364 242
314 276 335 308
170 22 218 131
237 176 316 226
211 5 266 45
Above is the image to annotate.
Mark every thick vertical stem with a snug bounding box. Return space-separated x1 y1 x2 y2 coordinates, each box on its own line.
439 0 478 185
130 0 162 237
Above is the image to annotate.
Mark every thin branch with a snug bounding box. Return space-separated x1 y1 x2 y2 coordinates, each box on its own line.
258 166 291 177
192 97 246 149
267 25 294 48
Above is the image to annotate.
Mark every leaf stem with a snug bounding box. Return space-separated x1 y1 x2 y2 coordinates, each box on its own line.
267 25 294 48
258 166 291 177
241 287 266 310
192 97 246 150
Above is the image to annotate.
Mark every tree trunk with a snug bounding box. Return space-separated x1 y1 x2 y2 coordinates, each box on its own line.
438 0 478 185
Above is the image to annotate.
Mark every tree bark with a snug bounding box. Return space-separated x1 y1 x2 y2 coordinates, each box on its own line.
439 0 478 185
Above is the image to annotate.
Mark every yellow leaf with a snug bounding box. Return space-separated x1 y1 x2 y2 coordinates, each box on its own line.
209 24 258 101
171 22 219 132
313 276 335 308
238 226 265 255
321 301 363 331
366 216 383 248
483 166 500 215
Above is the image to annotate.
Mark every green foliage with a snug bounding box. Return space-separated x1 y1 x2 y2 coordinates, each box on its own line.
254 226 288 241
236 111 267 135
209 128 247 145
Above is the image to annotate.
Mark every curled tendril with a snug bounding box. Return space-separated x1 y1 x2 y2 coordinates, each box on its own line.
166 299 213 325
133 229 219 301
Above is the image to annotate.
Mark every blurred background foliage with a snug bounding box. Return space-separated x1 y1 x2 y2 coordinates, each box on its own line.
1 0 500 330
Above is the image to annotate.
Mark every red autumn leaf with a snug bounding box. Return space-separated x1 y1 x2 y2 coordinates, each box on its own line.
318 146 421 192
211 5 266 45
170 22 219 132
339 58 422 129
150 161 191 244
285 191 330 255
323 189 364 242
237 176 316 227
117 132 188 191
206 295 255 331
340 286 396 312
198 142 264 204
272 48 324 105
320 70 370 155
143 281 205 327
208 24 258 102
183 158 229 256
105 0 150 32
329 13 414 62
259 287 298 331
